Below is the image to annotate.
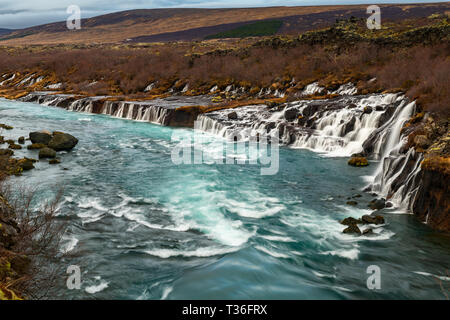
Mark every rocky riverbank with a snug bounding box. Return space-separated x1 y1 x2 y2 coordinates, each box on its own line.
0 124 78 300
192 90 449 233
1 81 449 234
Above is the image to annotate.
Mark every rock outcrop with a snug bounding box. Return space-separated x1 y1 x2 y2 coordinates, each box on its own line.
48 133 78 151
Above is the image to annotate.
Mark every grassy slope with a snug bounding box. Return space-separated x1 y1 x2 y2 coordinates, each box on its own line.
205 20 283 39
0 3 448 45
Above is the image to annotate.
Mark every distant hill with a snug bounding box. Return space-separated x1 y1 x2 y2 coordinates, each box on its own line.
0 29 13 36
0 3 448 45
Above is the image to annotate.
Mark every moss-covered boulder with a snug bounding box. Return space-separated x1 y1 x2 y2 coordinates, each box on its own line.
29 131 52 145
8 144 22 150
39 147 56 159
49 159 61 165
0 124 13 130
48 133 78 151
348 157 369 167
27 143 47 150
17 158 35 171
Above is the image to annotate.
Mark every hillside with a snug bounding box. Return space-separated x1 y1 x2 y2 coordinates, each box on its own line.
0 29 12 36
0 3 448 45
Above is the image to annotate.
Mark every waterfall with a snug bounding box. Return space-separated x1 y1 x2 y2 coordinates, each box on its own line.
369 101 420 208
68 98 93 113
197 94 408 157
18 92 175 126
196 115 228 137
197 92 423 211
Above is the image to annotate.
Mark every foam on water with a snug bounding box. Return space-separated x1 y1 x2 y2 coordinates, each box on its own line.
2 97 449 300
145 246 240 259
85 279 109 294
322 248 360 260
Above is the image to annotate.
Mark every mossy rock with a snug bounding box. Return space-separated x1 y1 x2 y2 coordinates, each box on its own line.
29 131 52 145
39 147 56 159
348 157 369 167
27 143 47 150
47 133 78 151
0 124 13 130
17 159 34 171
49 159 61 165
8 144 22 150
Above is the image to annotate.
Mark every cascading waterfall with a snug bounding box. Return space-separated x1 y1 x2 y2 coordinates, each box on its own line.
197 93 422 211
17 90 424 212
196 93 408 157
18 92 175 126
368 101 422 208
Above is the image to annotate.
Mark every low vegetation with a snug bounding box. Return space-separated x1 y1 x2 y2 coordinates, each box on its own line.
0 17 447 117
205 20 283 39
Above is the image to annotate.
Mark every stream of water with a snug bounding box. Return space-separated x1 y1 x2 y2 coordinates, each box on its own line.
1 98 449 299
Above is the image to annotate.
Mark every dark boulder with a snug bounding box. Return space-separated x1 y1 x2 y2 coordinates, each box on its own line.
361 214 385 225
342 116 356 135
363 106 373 114
343 224 361 235
18 137 25 144
346 201 358 206
363 228 374 235
368 198 386 210
49 159 61 165
341 217 361 226
377 106 396 127
227 111 238 120
39 147 56 159
29 131 52 145
27 143 47 150
284 109 298 121
17 158 35 171
48 133 78 151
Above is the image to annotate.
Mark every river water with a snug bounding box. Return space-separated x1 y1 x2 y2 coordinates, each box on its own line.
1 98 449 299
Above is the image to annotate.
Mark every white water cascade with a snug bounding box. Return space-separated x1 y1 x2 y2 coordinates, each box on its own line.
19 93 176 126
197 93 423 211
197 93 407 157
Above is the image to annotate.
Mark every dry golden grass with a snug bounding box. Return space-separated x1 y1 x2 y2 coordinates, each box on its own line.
2 3 447 45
